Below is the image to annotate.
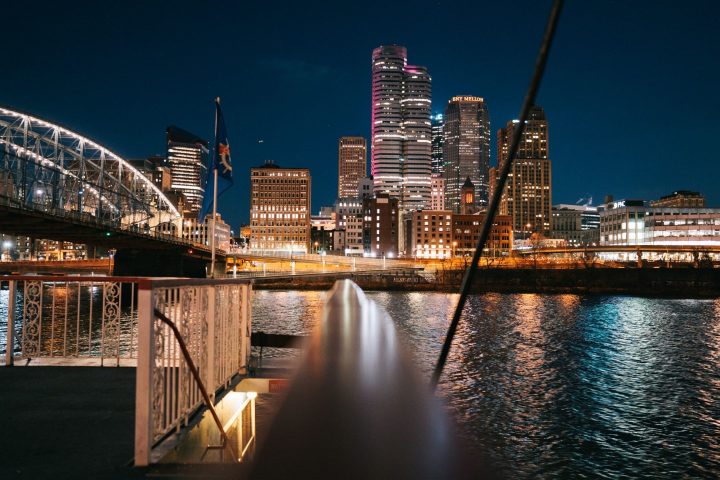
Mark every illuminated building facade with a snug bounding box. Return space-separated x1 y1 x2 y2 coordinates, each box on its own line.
410 210 453 258
600 200 720 246
371 45 432 210
451 213 513 257
443 96 490 212
431 113 444 174
338 137 367 198
250 161 311 253
166 126 209 214
362 193 399 257
182 215 232 251
409 210 513 259
494 106 551 236
336 197 364 255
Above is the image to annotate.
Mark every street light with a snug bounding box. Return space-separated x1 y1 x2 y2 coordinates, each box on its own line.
452 241 457 258
314 241 319 254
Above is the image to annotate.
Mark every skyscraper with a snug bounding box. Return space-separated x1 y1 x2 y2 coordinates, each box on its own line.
495 106 552 236
166 126 209 214
443 96 490 213
371 45 432 211
431 113 444 175
337 136 367 198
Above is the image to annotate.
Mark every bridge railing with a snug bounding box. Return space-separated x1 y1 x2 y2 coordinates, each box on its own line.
134 277 253 466
1 276 141 366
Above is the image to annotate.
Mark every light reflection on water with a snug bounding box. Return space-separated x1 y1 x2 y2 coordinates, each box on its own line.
252 290 720 479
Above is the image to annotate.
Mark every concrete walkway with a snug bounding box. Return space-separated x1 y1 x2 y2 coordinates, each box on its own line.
0 366 140 480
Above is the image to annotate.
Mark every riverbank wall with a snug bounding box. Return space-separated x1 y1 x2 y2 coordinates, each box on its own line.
253 267 720 297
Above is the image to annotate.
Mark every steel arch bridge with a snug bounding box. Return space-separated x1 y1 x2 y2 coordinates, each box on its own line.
0 106 181 237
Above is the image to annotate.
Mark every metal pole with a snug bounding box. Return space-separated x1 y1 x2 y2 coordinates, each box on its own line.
431 0 564 389
210 169 218 277
154 307 238 462
210 97 220 278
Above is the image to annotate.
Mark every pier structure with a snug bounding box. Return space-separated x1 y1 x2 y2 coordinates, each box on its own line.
0 274 464 478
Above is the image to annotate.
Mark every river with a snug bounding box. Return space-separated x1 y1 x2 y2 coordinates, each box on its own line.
252 289 720 478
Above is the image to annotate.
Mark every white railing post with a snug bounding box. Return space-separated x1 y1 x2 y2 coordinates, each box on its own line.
5 280 16 366
240 284 250 369
206 285 216 399
134 283 154 467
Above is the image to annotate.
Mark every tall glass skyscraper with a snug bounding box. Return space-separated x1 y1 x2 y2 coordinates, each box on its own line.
443 96 491 212
371 45 432 211
431 113 444 175
166 126 209 214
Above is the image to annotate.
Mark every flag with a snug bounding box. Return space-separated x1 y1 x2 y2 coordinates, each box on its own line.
199 98 233 221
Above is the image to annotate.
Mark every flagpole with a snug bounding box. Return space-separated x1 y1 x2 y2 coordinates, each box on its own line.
210 97 219 278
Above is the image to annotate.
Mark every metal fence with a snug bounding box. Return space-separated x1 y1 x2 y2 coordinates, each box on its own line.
2 276 139 366
134 277 252 466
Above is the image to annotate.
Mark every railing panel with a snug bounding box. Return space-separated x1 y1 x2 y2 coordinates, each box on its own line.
1 277 138 365
152 285 208 440
133 277 253 466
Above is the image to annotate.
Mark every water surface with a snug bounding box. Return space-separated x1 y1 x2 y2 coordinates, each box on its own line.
252 290 720 478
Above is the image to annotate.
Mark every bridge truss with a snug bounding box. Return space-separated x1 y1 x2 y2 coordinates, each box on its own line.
0 106 181 235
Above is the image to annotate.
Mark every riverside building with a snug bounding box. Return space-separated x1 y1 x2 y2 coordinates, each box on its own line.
409 210 513 259
250 161 311 254
600 199 720 246
371 45 432 211
443 96 491 212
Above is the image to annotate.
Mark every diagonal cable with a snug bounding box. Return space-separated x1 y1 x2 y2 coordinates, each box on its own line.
431 0 565 390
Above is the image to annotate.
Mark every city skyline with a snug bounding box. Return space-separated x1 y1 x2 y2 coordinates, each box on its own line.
2 1 719 229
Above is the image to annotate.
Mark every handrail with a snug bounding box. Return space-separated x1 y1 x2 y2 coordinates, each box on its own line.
251 280 471 478
153 308 239 463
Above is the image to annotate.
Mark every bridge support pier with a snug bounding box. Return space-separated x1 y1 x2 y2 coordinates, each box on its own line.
113 249 208 278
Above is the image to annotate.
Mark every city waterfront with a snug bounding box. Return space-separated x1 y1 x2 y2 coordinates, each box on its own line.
253 289 720 478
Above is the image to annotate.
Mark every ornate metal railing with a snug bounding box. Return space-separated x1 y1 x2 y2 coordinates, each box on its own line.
2 276 139 366
134 277 252 466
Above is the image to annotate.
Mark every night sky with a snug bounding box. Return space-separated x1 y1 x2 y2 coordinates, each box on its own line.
3 1 719 230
